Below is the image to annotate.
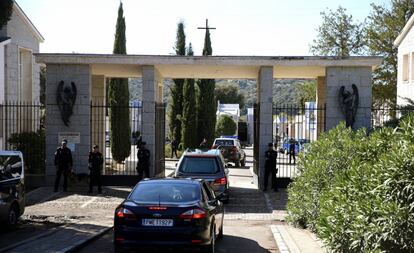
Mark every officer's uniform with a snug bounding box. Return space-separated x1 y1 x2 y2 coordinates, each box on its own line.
289 139 296 165
264 148 278 191
54 146 73 192
88 151 103 194
137 146 150 180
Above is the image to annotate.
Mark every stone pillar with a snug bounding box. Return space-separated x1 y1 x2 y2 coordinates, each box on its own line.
257 66 273 190
326 67 372 130
142 65 163 177
45 64 91 185
91 75 106 163
316 76 326 136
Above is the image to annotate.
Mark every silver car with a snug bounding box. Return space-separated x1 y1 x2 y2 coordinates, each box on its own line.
174 149 230 203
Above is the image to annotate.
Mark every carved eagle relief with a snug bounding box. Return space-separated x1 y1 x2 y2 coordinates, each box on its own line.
338 84 359 128
56 80 77 126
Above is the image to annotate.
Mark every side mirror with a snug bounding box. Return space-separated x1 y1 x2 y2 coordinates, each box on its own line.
208 199 218 206
175 163 178 167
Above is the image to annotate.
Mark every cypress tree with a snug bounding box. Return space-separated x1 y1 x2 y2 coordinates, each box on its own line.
168 21 186 143
0 0 13 30
108 2 131 163
181 44 198 149
197 28 216 146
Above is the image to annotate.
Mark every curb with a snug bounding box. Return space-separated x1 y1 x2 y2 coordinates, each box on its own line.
60 226 113 253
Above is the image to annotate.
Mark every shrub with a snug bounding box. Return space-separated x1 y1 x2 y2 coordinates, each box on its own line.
317 118 414 252
215 115 237 137
287 123 366 231
8 129 45 174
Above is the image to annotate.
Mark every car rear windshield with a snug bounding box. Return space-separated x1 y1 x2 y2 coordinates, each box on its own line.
130 183 200 203
179 157 220 174
0 155 23 181
214 139 234 146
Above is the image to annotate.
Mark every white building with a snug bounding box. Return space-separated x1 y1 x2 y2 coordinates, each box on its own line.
0 1 44 103
216 101 240 122
394 14 414 106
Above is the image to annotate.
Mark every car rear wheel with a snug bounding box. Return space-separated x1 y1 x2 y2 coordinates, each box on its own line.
235 160 240 167
217 220 223 240
7 204 19 228
203 225 216 253
240 157 246 167
114 245 125 253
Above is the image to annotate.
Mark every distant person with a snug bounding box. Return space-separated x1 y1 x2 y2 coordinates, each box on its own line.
264 142 278 192
199 138 208 149
54 139 73 192
171 139 179 158
137 142 150 181
289 138 296 165
88 145 103 194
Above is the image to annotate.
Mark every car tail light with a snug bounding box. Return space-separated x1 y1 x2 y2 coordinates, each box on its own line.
191 239 202 244
115 236 125 241
211 145 217 149
214 177 227 185
180 209 206 219
148 206 167 211
115 207 136 220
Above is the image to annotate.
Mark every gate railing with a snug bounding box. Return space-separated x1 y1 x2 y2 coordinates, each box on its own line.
90 102 142 176
0 101 45 174
272 104 326 178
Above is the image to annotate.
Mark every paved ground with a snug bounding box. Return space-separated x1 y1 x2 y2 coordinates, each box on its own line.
0 147 325 253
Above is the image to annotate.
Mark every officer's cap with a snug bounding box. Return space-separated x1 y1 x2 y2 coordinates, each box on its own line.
268 142 273 147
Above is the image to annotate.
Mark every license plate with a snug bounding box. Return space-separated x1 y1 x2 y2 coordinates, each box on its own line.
142 219 173 227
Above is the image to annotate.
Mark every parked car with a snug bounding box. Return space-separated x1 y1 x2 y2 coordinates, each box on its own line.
0 151 25 228
211 137 246 167
174 149 230 203
113 178 224 253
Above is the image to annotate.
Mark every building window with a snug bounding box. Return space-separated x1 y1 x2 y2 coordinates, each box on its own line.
18 48 32 102
403 54 409 82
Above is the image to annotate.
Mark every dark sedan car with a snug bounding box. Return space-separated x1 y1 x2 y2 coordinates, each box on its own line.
114 178 224 253
174 149 230 203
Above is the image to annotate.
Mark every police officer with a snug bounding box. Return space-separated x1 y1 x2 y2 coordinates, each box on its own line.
171 139 179 158
88 145 103 194
54 139 73 192
264 142 278 192
289 138 296 165
137 142 150 181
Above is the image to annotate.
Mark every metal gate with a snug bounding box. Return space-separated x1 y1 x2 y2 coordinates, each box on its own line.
154 103 165 177
90 102 142 185
272 104 326 180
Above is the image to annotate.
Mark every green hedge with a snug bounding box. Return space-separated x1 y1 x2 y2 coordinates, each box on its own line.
287 116 414 252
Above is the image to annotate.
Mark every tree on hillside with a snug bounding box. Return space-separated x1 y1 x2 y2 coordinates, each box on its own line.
181 43 198 149
0 0 13 30
216 115 237 137
108 2 131 163
310 6 365 57
169 21 186 142
366 0 414 108
197 27 216 146
215 82 246 109
296 81 316 107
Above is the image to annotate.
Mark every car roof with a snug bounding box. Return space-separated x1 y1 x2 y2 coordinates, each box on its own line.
214 138 236 141
183 149 221 157
0 150 24 156
138 178 203 185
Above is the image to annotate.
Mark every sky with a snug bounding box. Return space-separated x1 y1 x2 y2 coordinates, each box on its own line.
18 0 388 56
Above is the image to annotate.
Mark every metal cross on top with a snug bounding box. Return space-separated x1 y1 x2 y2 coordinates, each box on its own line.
197 19 216 31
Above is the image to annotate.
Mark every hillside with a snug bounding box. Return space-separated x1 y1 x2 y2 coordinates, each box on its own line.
129 78 314 112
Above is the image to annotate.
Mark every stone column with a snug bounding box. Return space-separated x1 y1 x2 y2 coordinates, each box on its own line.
45 64 91 185
316 76 326 136
257 66 274 190
142 65 163 177
91 75 106 165
326 67 372 130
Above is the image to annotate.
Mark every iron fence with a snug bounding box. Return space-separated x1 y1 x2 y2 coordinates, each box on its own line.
0 102 45 174
90 102 142 176
272 104 326 178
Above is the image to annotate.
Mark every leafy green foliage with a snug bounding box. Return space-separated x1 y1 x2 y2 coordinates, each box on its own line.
215 115 237 137
109 2 130 162
0 0 13 30
214 82 245 109
296 81 316 107
288 115 414 252
8 129 45 174
181 44 198 149
310 6 365 56
366 0 414 108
